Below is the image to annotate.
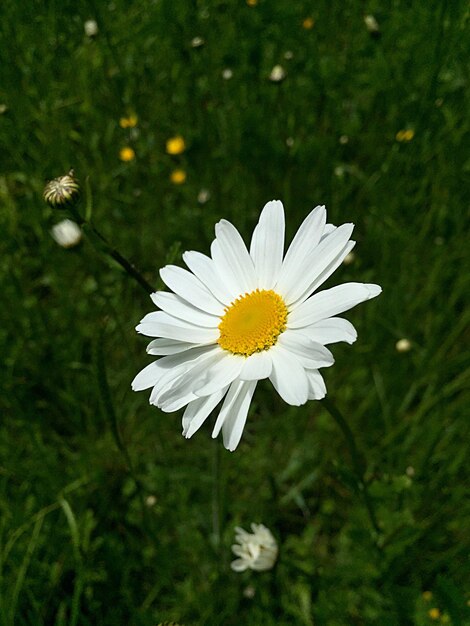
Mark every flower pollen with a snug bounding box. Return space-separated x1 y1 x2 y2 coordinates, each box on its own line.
218 289 287 357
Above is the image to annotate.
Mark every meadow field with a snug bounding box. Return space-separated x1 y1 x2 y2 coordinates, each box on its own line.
1 0 469 624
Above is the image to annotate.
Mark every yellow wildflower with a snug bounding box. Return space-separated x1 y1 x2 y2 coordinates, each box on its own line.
166 136 186 155
170 169 186 184
396 129 415 142
119 114 138 129
119 147 135 162
302 17 315 29
428 608 441 620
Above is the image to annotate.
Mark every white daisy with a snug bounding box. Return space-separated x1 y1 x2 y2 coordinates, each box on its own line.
132 201 381 451
231 523 278 572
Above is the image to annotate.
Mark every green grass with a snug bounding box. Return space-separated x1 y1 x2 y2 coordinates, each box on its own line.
1 0 469 624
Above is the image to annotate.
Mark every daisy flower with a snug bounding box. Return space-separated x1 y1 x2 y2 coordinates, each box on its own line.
132 201 381 451
231 523 278 572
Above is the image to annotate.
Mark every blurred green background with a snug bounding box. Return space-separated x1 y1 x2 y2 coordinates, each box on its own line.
1 0 469 624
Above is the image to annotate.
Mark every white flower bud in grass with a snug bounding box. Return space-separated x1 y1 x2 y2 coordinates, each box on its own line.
191 36 204 48
197 188 211 204
364 15 380 37
396 338 412 352
269 65 286 82
51 219 82 249
231 523 278 572
84 19 99 37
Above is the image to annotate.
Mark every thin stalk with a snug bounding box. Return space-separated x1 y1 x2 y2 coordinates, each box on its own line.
82 219 155 294
67 197 155 294
321 397 381 536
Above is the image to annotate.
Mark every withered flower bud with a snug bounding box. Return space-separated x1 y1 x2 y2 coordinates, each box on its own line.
43 169 81 209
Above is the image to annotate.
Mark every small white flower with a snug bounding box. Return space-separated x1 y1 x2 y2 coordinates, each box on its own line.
339 135 349 145
286 137 295 147
222 68 233 80
269 65 286 82
396 338 412 352
191 36 204 48
133 201 381 451
84 19 99 37
197 188 211 204
364 15 380 34
231 524 278 572
243 585 256 598
342 251 355 265
51 219 82 248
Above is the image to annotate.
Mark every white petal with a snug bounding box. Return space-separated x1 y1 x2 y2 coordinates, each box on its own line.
279 223 354 305
320 223 336 240
306 369 327 399
277 330 335 368
222 381 257 451
160 265 225 316
302 317 357 345
194 353 244 397
137 311 219 343
288 282 382 327
290 239 356 307
131 361 161 391
148 347 218 402
182 387 229 438
160 391 197 412
275 206 326 294
212 379 251 438
151 291 220 328
268 345 309 406
182 250 233 305
146 338 200 356
132 347 209 392
156 349 224 406
212 220 257 296
249 200 285 289
231 559 249 572
239 351 273 381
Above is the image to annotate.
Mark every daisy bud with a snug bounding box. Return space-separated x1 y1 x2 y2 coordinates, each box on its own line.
396 338 412 352
231 524 278 572
43 169 81 209
269 65 286 83
84 19 99 38
51 219 82 249
190 36 204 48
197 188 211 204
364 15 381 38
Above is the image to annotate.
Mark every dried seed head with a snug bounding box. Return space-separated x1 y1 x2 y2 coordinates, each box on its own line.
43 169 81 209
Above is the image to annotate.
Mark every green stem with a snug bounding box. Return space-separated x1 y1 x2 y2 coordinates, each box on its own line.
321 397 381 536
69 204 155 295
84 220 155 294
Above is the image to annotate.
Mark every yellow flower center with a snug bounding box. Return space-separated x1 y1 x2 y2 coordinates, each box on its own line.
217 289 288 356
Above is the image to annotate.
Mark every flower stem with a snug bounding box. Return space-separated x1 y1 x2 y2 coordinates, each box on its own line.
321 397 381 536
67 193 155 294
82 219 155 294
